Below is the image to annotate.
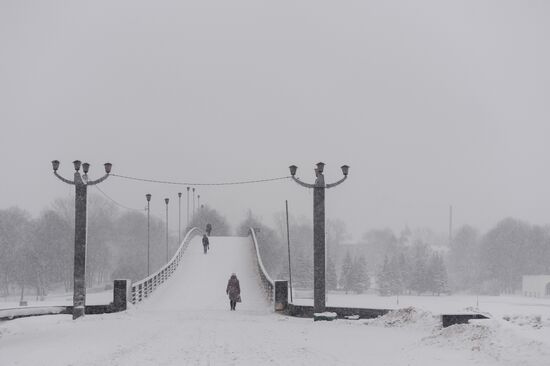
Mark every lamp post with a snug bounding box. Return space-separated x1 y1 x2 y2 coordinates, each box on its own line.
192 188 196 217
178 192 182 244
289 162 349 314
186 187 190 227
146 194 151 276
197 195 201 211
51 159 112 320
165 198 169 263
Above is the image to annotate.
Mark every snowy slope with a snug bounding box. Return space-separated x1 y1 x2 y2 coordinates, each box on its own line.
139 235 270 313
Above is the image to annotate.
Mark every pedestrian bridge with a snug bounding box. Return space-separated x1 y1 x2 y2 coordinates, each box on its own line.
130 228 274 313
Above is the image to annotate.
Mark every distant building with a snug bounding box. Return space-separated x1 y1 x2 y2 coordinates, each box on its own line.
522 275 550 298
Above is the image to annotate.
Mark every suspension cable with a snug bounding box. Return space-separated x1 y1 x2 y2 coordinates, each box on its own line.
94 185 144 212
109 173 291 186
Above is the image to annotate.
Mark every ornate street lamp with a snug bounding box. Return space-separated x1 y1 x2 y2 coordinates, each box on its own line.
165 198 169 263
51 160 112 319
73 160 82 171
192 188 196 217
186 187 190 227
146 193 152 276
289 162 349 314
178 192 182 244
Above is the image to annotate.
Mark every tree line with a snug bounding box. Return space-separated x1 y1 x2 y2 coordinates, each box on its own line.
0 195 231 301
243 213 550 297
2 195 548 301
448 218 550 294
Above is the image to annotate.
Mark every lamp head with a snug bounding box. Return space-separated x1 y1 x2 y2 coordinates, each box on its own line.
51 160 60 172
316 162 325 174
165 198 169 205
82 162 90 174
289 165 298 176
73 160 82 171
193 188 195 192
178 192 182 198
146 193 151 202
104 163 112 174
187 187 190 191
341 165 350 176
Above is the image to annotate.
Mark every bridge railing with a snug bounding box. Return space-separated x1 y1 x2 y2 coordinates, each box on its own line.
131 227 201 304
249 227 274 302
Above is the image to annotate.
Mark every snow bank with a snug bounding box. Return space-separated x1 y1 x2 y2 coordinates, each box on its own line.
0 306 65 320
502 314 550 329
424 318 550 365
364 307 440 329
313 311 337 317
423 320 494 351
313 312 337 321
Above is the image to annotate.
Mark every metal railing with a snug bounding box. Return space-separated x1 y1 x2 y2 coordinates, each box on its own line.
249 227 274 302
131 227 201 304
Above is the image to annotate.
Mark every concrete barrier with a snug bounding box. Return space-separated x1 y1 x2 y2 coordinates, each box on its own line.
274 281 288 311
112 279 131 312
442 313 489 327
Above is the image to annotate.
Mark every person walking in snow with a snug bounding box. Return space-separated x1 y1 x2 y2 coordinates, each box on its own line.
226 273 241 311
206 223 212 236
202 234 209 254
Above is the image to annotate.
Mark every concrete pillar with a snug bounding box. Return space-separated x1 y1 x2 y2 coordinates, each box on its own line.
73 182 87 319
113 279 130 312
275 280 289 311
313 185 326 314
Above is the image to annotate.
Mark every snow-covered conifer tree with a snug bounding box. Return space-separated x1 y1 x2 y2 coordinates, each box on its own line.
340 251 353 293
352 255 369 293
326 257 338 291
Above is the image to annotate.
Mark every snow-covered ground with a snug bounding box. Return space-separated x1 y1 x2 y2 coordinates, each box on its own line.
0 290 113 310
2 236 550 365
294 291 550 319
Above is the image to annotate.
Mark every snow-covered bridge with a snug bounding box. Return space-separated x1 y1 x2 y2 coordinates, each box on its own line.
132 230 273 313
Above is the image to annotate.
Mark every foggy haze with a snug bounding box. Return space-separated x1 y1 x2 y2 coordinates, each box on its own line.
1 0 549 240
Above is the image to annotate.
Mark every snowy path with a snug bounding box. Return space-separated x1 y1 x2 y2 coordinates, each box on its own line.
1 236 546 365
139 235 270 314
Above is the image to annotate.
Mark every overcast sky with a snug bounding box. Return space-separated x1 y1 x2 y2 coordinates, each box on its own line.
1 0 549 241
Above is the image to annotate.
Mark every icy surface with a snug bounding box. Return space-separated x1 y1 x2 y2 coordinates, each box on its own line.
1 236 550 365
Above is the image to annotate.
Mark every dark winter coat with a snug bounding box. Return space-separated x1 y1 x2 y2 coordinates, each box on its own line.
206 223 212 234
226 275 241 302
202 235 209 247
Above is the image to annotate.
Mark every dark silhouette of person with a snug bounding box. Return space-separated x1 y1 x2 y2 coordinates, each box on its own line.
206 223 212 236
226 273 241 310
202 234 209 254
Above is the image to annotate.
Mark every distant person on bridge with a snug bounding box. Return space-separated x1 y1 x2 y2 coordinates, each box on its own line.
202 234 209 254
206 223 212 236
226 273 241 311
